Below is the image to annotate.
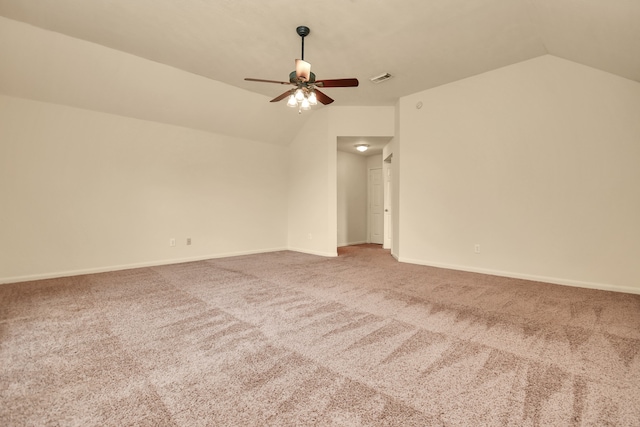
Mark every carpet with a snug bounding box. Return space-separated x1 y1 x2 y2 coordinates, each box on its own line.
1 244 639 426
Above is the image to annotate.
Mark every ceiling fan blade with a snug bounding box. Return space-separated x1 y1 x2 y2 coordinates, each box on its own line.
270 91 292 103
315 78 359 88
314 89 334 105
245 78 293 85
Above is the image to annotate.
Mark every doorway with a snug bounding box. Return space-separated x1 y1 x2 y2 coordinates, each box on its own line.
336 137 392 248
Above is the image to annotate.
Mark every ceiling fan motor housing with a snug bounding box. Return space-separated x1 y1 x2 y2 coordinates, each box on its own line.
290 71 316 84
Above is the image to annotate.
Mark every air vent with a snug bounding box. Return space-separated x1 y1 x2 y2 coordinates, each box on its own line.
369 73 393 84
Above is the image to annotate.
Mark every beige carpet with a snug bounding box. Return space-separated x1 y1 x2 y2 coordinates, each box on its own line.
1 244 639 426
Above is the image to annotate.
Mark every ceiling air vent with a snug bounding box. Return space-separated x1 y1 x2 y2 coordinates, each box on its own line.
369 72 393 84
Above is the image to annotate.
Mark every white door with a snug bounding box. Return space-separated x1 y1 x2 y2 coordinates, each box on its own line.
369 168 384 244
384 165 392 249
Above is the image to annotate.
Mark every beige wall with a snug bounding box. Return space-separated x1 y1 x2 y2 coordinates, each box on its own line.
337 151 367 246
0 95 288 282
366 154 382 171
397 55 640 293
286 109 335 256
386 113 401 259
0 16 296 283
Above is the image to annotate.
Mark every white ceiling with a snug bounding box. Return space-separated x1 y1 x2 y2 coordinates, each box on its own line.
1 0 638 109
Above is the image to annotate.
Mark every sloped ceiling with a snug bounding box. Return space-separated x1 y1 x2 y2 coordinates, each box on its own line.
0 0 638 118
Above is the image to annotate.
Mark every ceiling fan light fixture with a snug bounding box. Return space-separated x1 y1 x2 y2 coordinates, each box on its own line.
295 59 311 82
244 26 358 113
355 144 370 152
308 91 317 105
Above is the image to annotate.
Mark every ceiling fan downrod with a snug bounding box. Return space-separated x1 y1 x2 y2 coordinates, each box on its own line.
296 26 310 60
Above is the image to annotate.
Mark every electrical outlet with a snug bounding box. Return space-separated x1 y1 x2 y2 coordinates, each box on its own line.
186 238 191 245
307 233 313 240
170 238 176 247
474 244 480 254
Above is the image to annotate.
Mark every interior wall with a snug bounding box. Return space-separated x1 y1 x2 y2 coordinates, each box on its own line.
398 55 640 293
287 109 335 256
0 95 288 283
389 108 401 259
337 151 368 246
366 154 382 171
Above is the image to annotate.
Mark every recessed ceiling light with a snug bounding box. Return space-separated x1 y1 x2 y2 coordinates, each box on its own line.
355 144 369 152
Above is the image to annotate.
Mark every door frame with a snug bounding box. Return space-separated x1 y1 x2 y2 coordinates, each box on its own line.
368 167 384 244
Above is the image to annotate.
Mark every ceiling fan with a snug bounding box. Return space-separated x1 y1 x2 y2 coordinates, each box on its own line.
245 26 359 113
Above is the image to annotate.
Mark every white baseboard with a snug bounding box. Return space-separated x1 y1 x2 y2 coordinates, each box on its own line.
0 247 288 285
398 256 640 295
7 250 634 295
337 240 368 247
287 247 338 257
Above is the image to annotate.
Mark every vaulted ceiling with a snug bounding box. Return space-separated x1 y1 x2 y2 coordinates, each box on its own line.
1 0 638 109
